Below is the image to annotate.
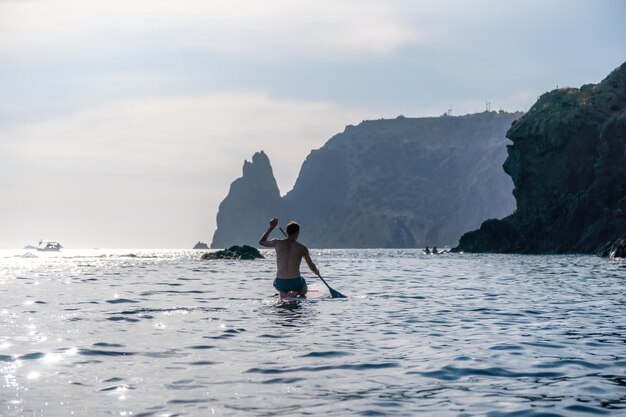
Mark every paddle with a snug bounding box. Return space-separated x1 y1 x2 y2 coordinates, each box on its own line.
278 226 347 298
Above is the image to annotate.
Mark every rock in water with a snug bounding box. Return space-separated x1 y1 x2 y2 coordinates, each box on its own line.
455 62 626 254
201 245 264 260
193 241 209 249
212 111 523 248
598 236 626 259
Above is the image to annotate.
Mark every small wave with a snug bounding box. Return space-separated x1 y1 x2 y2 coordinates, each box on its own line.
489 345 524 351
470 307 498 313
384 295 425 300
118 253 157 258
142 350 187 358
19 352 46 360
535 359 605 370
103 377 125 383
521 341 566 349
357 411 387 416
115 306 225 315
564 405 610 415
485 410 566 417
106 298 139 304
2 351 83 362
167 399 208 404
171 379 194 384
411 365 564 381
99 384 134 392
186 361 218 365
165 383 205 390
246 362 399 374
258 334 288 339
202 329 246 340
139 290 207 295
523 309 545 315
79 348 135 357
107 316 140 322
300 351 351 358
134 412 160 417
93 343 125 348
261 377 305 384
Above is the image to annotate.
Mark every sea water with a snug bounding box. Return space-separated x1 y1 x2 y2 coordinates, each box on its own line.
0 249 625 417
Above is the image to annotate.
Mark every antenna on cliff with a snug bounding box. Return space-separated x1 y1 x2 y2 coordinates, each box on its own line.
447 106 452 116
486 101 491 112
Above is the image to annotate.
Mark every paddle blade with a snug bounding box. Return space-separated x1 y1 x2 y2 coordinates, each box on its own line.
329 288 347 298
316 274 346 298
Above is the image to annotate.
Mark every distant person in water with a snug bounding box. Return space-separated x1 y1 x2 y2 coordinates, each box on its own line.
432 246 439 254
424 246 431 254
259 218 319 298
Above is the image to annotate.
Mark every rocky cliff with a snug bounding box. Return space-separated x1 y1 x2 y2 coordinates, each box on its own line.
455 62 626 253
212 111 524 248
211 151 282 248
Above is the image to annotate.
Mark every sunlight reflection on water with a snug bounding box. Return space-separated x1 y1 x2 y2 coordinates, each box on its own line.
0 249 625 416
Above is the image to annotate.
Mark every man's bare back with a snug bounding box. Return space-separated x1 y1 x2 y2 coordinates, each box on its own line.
270 239 310 278
259 218 319 297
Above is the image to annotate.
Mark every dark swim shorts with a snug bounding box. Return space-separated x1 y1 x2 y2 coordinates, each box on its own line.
273 277 307 293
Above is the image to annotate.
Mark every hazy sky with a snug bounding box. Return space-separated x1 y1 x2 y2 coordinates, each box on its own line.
1 0 624 248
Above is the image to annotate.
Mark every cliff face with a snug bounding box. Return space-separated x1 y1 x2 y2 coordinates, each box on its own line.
211 151 282 248
456 62 626 253
212 111 522 248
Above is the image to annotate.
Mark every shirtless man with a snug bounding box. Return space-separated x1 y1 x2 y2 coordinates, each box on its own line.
259 218 319 298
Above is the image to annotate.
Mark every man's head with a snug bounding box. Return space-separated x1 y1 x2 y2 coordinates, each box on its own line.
285 221 300 238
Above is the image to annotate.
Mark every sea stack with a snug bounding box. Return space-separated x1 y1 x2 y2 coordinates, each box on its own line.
211 151 282 248
455 62 626 254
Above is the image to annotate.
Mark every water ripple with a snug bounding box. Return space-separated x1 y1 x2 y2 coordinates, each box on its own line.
411 365 565 380
1 249 624 416
247 363 400 374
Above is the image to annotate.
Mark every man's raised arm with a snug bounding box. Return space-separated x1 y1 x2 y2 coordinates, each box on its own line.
259 217 279 246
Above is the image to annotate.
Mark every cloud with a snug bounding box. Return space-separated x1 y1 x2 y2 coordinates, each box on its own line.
0 0 428 59
2 92 369 185
0 92 375 247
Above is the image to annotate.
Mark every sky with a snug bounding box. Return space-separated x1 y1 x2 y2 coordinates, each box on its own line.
0 0 624 249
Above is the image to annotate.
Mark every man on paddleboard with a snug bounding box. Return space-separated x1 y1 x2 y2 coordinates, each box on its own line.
259 218 319 298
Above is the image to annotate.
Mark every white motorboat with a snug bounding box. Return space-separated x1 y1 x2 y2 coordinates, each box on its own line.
37 240 63 251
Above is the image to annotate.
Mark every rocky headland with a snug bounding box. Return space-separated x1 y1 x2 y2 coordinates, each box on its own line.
212 111 523 248
455 62 626 253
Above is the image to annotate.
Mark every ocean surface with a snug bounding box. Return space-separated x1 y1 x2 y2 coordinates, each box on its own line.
1 249 625 417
